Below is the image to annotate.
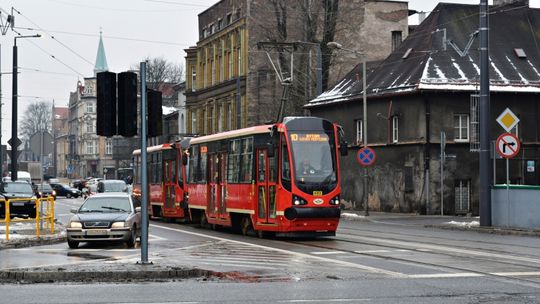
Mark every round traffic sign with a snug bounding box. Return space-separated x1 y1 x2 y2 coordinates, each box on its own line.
496 133 520 159
357 147 376 167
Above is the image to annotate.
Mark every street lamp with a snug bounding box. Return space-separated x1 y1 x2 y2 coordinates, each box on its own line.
327 41 369 216
10 34 41 181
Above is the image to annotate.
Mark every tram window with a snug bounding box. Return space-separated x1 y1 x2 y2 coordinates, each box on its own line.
227 139 241 183
281 135 290 181
189 147 199 183
269 149 277 183
240 138 253 183
199 150 207 183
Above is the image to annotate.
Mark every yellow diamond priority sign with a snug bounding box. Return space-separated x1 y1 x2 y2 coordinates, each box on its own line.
496 108 519 132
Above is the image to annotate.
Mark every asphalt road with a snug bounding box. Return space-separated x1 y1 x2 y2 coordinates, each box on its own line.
1 203 539 303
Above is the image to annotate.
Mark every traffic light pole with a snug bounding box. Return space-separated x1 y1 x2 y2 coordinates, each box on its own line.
139 61 150 264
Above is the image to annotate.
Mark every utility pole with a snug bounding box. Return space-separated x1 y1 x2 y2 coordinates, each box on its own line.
479 0 491 226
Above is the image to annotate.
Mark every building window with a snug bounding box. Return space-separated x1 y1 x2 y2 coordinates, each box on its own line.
392 116 399 143
191 111 197 134
237 47 242 75
218 18 223 30
392 31 402 51
106 139 113 155
86 141 95 154
87 121 94 133
454 114 469 142
355 119 363 145
191 66 196 91
86 101 94 113
226 13 232 25
227 102 232 131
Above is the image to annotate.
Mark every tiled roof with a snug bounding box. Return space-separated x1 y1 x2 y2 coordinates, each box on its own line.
308 1 540 107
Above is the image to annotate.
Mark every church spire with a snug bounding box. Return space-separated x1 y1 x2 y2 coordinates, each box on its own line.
94 29 109 75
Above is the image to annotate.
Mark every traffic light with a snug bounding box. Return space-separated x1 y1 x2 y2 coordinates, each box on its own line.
117 72 138 137
96 72 117 137
147 89 163 137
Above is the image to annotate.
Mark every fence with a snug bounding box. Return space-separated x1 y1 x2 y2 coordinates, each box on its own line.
1 197 55 240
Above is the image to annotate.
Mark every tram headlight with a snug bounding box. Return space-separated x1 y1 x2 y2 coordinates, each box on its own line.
329 196 340 205
292 196 307 206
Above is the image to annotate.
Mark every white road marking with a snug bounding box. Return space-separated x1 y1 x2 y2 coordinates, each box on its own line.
310 251 346 255
355 250 390 253
344 234 540 265
279 299 370 303
492 272 540 277
150 224 406 277
408 273 484 279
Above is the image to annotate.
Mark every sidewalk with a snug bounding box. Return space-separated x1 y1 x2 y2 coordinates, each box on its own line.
1 212 539 284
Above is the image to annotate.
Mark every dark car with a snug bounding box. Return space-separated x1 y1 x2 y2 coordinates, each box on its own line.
50 183 81 198
66 193 142 249
71 179 87 191
0 181 37 218
34 183 56 200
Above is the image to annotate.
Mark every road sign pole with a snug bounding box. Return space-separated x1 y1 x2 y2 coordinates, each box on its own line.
506 157 510 227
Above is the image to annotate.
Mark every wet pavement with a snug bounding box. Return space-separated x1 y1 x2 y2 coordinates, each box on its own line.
1 212 539 284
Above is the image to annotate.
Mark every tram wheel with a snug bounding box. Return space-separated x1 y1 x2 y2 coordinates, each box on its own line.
241 217 253 236
200 212 208 228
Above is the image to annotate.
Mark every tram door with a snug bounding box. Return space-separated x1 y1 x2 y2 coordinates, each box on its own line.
162 157 177 217
256 149 277 224
208 153 226 219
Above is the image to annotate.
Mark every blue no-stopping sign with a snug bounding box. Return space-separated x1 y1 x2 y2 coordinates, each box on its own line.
357 147 376 167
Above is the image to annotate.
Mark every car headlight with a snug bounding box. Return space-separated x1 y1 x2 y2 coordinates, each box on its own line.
111 221 127 228
52 190 56 196
69 221 82 228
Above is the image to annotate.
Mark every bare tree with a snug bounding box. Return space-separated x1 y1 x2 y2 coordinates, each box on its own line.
131 56 184 90
20 101 52 141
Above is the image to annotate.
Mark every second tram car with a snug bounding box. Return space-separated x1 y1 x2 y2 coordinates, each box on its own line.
133 142 189 220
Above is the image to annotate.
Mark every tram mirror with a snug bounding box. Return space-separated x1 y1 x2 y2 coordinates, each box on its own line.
182 153 188 166
267 143 275 157
340 141 348 156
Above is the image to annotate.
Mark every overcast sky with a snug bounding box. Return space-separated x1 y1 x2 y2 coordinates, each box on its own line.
0 0 538 145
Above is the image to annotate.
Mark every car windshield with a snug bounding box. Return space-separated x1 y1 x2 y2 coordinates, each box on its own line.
2 182 33 193
103 182 126 192
79 197 131 213
37 184 53 191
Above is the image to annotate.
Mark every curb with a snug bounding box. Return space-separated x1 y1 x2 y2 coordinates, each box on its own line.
0 267 212 283
0 234 66 250
427 224 540 237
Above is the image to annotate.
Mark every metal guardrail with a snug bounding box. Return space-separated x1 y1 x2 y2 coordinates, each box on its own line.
1 197 55 240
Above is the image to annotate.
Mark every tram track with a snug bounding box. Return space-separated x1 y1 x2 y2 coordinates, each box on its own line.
286 233 540 288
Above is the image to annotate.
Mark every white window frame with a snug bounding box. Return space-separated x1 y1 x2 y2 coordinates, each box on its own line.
86 141 95 155
454 114 470 142
87 121 94 133
106 139 113 155
392 116 399 143
355 119 363 145
86 101 94 113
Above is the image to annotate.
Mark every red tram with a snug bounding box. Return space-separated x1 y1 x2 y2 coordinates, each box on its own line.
187 116 346 237
132 142 189 220
133 116 346 237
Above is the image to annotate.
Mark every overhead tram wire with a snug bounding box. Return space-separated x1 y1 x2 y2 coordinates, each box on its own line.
12 7 94 67
13 27 190 47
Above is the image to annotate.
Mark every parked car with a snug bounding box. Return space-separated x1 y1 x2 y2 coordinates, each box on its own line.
34 183 56 200
0 181 37 218
50 183 81 198
66 193 142 249
97 180 128 193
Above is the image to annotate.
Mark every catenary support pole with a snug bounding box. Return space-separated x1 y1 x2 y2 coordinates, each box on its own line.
140 61 150 264
479 0 492 226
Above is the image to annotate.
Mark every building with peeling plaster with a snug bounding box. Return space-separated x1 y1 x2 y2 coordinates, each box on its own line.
307 0 538 215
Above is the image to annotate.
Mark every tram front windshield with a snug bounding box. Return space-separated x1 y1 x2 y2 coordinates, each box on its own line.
289 131 337 194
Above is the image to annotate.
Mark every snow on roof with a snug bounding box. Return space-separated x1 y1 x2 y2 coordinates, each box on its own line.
308 1 540 108
162 106 177 115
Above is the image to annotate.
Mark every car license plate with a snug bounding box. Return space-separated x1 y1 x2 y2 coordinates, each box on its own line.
11 202 25 206
86 229 108 236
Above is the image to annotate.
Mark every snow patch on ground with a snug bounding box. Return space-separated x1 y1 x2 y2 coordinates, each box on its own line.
340 213 366 220
445 220 480 228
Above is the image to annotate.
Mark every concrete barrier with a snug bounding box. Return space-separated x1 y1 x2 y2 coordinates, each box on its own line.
492 185 540 230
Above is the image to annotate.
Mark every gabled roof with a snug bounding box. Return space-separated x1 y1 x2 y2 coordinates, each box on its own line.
308 1 540 107
54 107 68 120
